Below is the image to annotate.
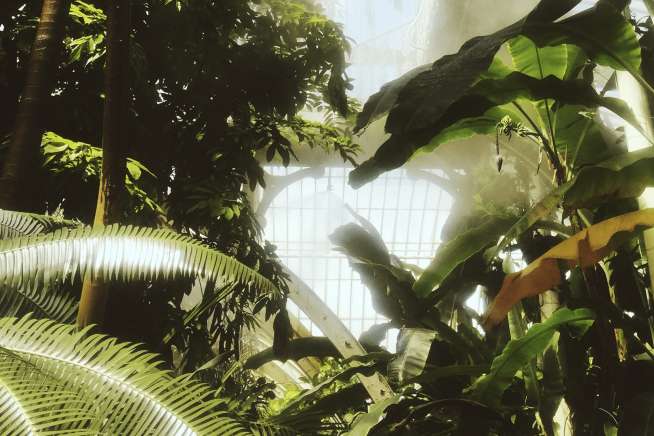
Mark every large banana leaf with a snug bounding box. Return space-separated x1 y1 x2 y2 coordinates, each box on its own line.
490 147 654 260
485 209 654 327
350 72 640 188
565 147 654 209
0 224 280 301
349 0 641 188
471 308 595 408
0 315 255 435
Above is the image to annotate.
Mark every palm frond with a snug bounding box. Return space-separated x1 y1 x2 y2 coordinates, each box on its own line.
0 224 281 302
0 356 93 435
0 210 80 322
0 209 79 240
0 282 78 322
0 315 259 435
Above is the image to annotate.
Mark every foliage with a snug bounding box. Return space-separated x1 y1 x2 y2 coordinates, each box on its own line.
4 0 654 434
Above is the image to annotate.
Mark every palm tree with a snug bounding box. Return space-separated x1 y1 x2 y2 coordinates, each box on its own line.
0 0 71 210
77 0 132 328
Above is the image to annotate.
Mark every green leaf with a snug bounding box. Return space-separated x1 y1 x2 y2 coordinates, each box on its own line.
414 216 515 298
349 0 642 188
508 36 572 80
564 147 654 209
350 72 640 188
354 64 430 132
344 394 402 436
471 308 595 408
0 315 254 434
387 328 436 386
523 2 645 86
415 105 522 155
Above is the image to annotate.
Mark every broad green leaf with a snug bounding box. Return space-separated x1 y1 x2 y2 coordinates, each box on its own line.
524 2 645 87
553 105 624 169
387 328 436 386
565 147 654 208
415 105 523 155
490 183 571 259
350 0 641 188
508 36 571 80
471 308 595 408
344 394 402 436
414 216 515 298
350 72 641 188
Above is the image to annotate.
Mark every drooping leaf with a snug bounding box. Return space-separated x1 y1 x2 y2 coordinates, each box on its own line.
0 225 281 304
472 308 595 408
349 0 642 188
387 328 436 386
344 394 402 436
354 64 430 132
484 209 654 327
350 72 641 188
414 216 515 298
564 147 654 209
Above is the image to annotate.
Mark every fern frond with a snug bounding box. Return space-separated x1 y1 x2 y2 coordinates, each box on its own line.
0 315 258 435
0 209 79 240
0 224 281 302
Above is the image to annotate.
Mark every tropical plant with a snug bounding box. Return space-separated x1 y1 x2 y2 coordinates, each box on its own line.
241 0 654 434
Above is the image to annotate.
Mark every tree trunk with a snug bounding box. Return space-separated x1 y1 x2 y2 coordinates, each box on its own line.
76 0 131 328
0 0 70 210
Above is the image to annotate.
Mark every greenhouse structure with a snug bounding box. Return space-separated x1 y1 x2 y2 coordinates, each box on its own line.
1 0 654 434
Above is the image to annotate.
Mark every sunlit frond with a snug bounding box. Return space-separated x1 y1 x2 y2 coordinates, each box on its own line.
0 315 257 435
0 224 281 304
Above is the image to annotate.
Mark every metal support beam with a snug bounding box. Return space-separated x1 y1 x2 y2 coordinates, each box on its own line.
285 268 394 403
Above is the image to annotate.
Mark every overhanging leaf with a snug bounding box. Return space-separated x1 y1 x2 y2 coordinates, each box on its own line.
349 0 641 188
0 225 281 305
344 394 402 436
471 307 595 408
414 216 515 298
564 147 654 209
387 328 436 386
484 209 654 327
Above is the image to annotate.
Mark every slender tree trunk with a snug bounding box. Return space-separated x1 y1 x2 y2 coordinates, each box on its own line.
76 0 131 328
0 0 70 210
